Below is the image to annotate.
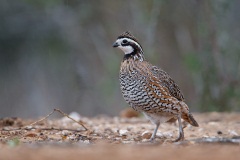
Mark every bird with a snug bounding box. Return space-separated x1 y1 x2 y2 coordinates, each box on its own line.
112 31 199 142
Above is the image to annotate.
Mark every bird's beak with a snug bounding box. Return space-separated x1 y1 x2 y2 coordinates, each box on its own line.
112 42 119 48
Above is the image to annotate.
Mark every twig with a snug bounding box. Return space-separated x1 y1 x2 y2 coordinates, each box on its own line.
23 108 88 131
27 109 55 127
53 109 88 130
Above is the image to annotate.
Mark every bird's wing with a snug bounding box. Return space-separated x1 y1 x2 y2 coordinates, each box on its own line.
150 65 185 101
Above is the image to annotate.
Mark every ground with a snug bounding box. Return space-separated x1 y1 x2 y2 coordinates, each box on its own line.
0 111 239 160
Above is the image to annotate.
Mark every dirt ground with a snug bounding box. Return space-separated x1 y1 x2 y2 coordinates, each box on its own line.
0 111 240 160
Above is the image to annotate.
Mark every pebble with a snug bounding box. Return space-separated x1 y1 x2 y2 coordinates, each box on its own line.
24 132 38 137
141 131 152 139
119 129 128 136
228 130 238 136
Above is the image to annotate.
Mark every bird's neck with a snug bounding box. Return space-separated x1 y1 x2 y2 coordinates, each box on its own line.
123 51 145 62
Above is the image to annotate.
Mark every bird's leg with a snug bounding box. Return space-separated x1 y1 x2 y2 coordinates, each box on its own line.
174 115 184 142
150 122 160 141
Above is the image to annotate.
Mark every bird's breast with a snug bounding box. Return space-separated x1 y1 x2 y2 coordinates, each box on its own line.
119 60 154 111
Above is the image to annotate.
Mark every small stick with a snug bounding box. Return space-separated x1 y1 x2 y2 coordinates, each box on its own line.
53 109 88 130
24 108 88 130
27 109 55 127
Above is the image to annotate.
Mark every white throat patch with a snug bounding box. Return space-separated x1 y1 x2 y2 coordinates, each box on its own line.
118 45 134 54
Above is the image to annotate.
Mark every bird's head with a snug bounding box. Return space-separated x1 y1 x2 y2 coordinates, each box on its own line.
113 31 144 61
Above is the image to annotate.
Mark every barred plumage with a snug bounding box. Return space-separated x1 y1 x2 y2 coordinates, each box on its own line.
113 31 199 141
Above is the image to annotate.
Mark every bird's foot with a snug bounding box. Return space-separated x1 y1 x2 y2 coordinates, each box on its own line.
173 136 184 142
149 137 155 142
173 132 184 142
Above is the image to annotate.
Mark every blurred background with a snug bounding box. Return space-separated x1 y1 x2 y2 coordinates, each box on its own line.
0 0 240 118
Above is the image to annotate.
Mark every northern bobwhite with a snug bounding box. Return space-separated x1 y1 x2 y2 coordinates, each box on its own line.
113 31 199 142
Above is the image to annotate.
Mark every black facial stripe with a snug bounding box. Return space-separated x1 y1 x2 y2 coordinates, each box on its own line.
122 42 130 46
121 41 141 52
129 42 142 52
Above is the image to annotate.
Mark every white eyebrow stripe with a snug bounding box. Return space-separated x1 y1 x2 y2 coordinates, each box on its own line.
118 38 144 54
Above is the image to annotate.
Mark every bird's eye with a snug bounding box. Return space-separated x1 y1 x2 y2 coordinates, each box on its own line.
122 39 128 44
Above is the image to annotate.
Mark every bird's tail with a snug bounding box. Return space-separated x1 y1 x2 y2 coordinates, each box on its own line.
187 113 199 127
180 102 199 127
181 112 199 127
